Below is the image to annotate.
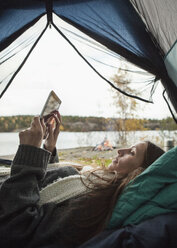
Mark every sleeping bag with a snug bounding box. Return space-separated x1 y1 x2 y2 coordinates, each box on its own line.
108 146 177 229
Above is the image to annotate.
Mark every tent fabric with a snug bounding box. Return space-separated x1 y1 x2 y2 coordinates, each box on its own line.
52 14 157 103
53 0 166 78
0 15 48 98
0 0 167 99
130 0 177 55
165 41 177 87
0 1 46 52
0 0 177 120
130 0 177 101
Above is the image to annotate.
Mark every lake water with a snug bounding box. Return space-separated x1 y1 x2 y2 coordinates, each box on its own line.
0 130 176 156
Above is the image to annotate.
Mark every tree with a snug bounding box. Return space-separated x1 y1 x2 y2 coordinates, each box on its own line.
110 65 145 145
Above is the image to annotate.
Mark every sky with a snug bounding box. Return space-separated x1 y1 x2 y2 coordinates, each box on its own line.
0 19 172 119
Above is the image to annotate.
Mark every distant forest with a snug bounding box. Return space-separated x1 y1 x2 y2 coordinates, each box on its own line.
0 115 176 132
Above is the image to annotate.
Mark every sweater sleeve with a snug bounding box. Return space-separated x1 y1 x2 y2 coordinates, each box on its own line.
0 144 51 247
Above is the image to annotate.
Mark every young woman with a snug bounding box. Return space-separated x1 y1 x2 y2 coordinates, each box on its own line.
0 113 164 248
108 140 164 175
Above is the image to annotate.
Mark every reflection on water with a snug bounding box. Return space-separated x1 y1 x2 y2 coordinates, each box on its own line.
0 130 176 156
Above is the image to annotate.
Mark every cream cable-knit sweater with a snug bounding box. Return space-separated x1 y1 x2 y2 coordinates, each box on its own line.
39 170 115 206
39 174 90 205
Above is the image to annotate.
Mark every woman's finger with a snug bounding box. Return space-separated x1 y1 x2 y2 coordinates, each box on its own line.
45 115 55 128
55 111 62 124
40 117 47 139
31 119 36 128
47 123 53 136
40 118 46 131
53 114 61 136
43 113 53 123
31 116 41 129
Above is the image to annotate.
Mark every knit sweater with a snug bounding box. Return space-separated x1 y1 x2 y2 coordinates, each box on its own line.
39 174 90 205
0 145 93 248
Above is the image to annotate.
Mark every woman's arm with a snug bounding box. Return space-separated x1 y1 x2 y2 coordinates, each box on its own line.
0 144 50 216
0 117 51 247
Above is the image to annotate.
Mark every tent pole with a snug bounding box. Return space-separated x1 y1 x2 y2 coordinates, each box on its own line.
45 0 53 28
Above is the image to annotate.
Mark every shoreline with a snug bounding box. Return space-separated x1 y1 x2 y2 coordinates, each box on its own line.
0 146 118 162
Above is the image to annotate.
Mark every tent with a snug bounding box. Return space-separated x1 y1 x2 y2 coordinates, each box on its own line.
0 0 177 121
1 1 177 247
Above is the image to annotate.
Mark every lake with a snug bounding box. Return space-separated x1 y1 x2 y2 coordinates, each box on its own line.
0 130 176 156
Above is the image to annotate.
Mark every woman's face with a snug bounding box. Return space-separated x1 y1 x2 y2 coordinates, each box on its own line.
108 142 147 175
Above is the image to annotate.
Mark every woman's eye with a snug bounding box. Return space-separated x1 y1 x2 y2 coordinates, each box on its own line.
130 150 135 156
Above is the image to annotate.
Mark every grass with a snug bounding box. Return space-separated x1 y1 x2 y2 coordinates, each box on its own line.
77 156 112 167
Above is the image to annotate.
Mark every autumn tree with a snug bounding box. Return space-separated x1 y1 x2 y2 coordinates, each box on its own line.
111 66 146 145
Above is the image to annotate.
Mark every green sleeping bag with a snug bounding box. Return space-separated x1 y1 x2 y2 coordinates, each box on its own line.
107 146 177 229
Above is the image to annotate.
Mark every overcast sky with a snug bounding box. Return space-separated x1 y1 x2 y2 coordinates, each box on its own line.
0 24 171 119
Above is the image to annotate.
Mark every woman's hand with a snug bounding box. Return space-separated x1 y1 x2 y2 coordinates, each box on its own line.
19 116 45 148
44 111 62 153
